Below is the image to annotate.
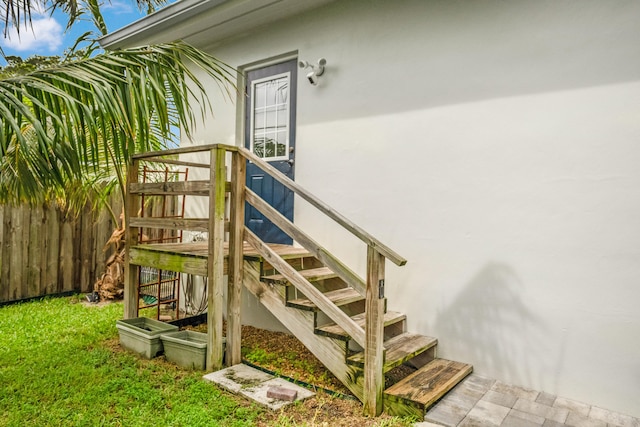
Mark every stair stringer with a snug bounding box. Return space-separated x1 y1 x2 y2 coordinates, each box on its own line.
243 259 365 401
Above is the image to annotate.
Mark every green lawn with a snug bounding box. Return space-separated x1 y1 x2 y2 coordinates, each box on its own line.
0 296 262 427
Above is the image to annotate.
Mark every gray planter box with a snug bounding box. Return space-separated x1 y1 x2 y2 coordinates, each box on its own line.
161 330 223 370
116 317 178 359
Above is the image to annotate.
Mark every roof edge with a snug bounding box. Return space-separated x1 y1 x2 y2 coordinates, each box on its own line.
99 0 230 49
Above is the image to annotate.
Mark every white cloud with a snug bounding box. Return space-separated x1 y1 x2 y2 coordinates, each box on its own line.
102 0 134 15
3 15 64 53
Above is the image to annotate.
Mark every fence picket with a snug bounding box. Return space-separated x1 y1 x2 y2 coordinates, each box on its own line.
0 205 6 302
0 194 131 304
80 205 94 293
44 205 60 296
27 206 43 298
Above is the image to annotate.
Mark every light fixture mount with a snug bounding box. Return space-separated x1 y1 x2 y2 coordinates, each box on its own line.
298 58 327 86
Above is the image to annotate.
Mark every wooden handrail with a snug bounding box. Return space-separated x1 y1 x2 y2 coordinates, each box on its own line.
132 143 237 160
142 157 211 169
130 217 210 232
130 180 232 196
238 147 407 267
245 188 366 296
129 217 230 233
133 144 404 265
130 180 213 196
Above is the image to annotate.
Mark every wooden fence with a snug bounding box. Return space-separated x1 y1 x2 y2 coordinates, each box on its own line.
0 195 123 304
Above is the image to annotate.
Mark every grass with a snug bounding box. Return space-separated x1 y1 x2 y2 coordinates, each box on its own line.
0 296 261 427
0 296 416 427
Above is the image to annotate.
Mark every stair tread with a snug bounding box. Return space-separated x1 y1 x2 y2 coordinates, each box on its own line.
384 358 473 410
262 266 337 285
347 332 437 371
287 287 363 311
316 311 406 340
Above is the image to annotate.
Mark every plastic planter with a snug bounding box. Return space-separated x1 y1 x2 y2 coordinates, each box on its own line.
115 317 178 359
161 330 222 370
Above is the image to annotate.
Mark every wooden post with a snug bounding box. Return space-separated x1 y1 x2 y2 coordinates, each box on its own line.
207 147 226 371
364 246 385 417
123 160 140 319
226 150 245 366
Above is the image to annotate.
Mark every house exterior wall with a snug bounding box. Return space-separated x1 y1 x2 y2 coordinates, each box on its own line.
177 0 640 416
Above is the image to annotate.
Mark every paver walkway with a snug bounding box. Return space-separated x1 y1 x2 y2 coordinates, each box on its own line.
417 375 639 427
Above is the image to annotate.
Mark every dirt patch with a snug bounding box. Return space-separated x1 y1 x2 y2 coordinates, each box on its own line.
111 318 416 425
242 325 352 395
180 323 416 426
255 391 413 426
223 368 264 388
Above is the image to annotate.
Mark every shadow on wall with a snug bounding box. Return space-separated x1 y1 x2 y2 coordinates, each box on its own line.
434 263 546 388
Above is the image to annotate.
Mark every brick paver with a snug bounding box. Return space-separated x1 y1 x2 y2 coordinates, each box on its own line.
421 375 640 427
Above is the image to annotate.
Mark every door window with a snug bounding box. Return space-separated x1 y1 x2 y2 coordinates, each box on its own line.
250 73 290 161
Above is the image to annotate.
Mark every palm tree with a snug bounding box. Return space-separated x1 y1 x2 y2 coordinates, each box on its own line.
1 0 234 300
0 0 234 208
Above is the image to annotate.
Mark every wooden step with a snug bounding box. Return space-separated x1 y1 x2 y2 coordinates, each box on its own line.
256 245 317 273
315 311 406 341
347 332 437 372
262 267 338 285
287 287 364 311
384 359 473 418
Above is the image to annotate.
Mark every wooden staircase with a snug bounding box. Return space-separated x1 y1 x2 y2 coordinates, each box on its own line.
242 243 472 417
123 143 472 417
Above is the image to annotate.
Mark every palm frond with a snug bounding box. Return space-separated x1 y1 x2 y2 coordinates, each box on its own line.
0 41 236 208
1 0 168 35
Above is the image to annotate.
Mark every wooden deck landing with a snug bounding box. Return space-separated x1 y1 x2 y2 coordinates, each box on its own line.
128 241 312 276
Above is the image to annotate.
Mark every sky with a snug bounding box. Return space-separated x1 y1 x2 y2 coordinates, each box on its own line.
0 1 152 65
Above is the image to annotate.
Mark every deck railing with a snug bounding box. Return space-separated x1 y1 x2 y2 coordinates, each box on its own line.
125 143 406 416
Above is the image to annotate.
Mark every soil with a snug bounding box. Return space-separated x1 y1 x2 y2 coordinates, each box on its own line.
180 323 416 426
102 300 415 425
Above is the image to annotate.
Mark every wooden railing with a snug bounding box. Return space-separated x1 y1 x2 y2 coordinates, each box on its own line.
238 146 406 416
125 143 406 416
238 147 407 267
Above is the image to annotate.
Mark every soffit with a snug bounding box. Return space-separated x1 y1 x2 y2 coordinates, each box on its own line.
100 0 336 50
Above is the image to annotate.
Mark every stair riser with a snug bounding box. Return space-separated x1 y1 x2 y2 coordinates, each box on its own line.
263 269 340 286
347 338 438 372
404 346 436 370
383 319 406 342
384 396 426 419
261 256 322 275
286 294 364 312
283 280 350 304
315 317 406 342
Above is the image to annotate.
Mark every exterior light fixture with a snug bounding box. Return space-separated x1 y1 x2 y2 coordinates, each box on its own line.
298 58 326 86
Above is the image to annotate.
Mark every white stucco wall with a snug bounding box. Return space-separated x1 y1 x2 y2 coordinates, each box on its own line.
175 0 640 416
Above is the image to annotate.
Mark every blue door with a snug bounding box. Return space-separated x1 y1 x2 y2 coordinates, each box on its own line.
245 60 297 244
